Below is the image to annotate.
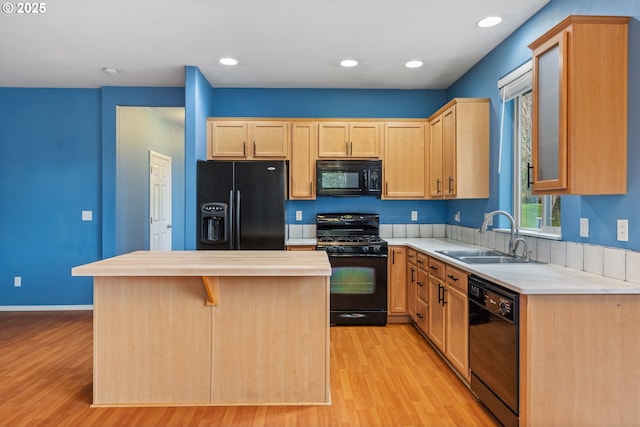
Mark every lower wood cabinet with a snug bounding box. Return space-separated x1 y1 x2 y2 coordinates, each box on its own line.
427 256 469 381
388 246 408 318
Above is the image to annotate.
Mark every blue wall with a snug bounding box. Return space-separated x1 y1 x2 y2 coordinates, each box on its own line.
3 0 639 307
446 0 640 250
0 89 100 305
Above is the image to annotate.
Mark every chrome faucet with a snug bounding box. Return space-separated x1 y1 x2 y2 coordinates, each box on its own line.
479 210 519 256
511 237 529 260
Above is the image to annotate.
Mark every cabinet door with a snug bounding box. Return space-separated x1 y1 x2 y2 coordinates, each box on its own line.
290 122 317 199
532 30 568 192
442 106 457 197
249 122 289 158
349 123 380 158
383 122 426 199
318 122 349 157
429 116 444 197
388 247 407 314
406 261 417 321
209 121 247 158
445 285 469 380
428 276 446 352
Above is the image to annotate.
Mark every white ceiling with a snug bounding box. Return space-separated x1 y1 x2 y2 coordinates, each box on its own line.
0 0 550 89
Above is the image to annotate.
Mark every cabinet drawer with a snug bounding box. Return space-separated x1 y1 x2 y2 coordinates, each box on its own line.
407 248 418 265
427 257 445 280
445 265 468 294
416 252 429 268
415 298 428 333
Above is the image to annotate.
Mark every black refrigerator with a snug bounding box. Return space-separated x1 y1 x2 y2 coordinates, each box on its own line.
196 160 287 250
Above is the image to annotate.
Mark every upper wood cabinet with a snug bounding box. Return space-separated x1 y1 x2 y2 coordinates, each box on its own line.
428 99 489 199
529 15 629 195
208 120 289 159
289 122 318 199
318 122 380 158
382 122 427 199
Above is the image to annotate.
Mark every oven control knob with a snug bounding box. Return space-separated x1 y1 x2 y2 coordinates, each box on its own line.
372 246 381 254
325 246 335 253
337 246 345 253
362 246 370 254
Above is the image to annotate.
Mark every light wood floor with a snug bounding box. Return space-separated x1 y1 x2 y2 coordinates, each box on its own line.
0 311 498 427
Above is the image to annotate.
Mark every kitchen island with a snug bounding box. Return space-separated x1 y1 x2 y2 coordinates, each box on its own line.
72 250 332 407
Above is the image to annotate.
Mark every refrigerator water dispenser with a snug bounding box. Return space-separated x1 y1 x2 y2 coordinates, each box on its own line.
201 202 228 243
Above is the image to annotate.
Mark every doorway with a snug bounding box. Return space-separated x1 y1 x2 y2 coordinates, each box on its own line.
115 106 185 254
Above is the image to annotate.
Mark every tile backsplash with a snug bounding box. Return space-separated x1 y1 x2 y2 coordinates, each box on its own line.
287 223 640 285
446 224 640 286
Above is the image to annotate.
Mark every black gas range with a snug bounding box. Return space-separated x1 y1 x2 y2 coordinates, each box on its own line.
316 213 388 326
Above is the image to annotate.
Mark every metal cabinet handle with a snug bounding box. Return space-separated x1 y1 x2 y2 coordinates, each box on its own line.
243 141 246 156
448 177 454 193
429 265 438 271
416 312 423 319
447 274 459 281
436 179 442 194
417 281 424 287
527 162 534 188
253 141 256 156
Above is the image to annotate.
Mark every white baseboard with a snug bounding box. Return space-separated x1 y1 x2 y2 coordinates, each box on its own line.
0 305 93 311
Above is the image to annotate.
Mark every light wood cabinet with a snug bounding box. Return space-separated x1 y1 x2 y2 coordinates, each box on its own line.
443 265 469 381
428 99 489 199
208 120 289 159
406 248 418 321
388 246 408 317
427 257 469 380
415 253 429 333
318 122 380 158
383 122 427 199
529 15 629 195
289 122 318 199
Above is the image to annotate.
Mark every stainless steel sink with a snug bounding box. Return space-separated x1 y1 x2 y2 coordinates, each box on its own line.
436 249 538 264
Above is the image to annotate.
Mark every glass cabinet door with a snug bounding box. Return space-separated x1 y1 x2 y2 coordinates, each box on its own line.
532 30 568 192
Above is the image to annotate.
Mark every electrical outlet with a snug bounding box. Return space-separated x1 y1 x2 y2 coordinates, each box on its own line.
411 211 418 221
295 210 302 221
617 219 629 242
579 218 589 238
454 212 461 223
14 276 21 287
82 210 92 221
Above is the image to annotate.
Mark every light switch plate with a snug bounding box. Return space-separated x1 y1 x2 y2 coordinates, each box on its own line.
454 212 461 223
411 211 418 221
295 210 302 221
579 218 589 237
82 210 92 221
617 219 629 241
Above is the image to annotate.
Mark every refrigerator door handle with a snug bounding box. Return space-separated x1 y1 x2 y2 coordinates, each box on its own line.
235 190 241 249
228 190 234 249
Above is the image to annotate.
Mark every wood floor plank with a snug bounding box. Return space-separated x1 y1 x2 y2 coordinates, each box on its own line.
0 311 498 427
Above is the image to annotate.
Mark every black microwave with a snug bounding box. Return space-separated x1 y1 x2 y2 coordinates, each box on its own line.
316 160 382 197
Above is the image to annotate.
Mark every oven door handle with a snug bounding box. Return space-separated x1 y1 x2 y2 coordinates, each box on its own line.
326 253 388 258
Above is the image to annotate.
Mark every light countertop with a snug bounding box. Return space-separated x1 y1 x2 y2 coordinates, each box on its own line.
385 238 640 295
72 250 332 277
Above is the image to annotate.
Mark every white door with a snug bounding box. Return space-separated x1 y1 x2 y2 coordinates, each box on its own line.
149 151 172 250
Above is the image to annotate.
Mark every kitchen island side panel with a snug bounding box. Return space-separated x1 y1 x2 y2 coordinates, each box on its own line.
211 276 330 404
93 276 213 406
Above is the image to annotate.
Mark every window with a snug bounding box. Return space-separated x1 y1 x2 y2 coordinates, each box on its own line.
513 91 561 235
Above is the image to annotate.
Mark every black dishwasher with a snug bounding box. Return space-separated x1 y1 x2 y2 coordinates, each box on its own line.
468 275 519 427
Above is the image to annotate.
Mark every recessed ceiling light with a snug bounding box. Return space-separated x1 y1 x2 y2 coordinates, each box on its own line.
477 16 502 28
102 67 120 75
405 60 423 69
340 59 358 68
220 57 238 66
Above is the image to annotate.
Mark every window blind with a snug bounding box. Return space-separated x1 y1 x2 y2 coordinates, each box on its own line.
498 60 532 101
